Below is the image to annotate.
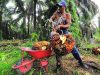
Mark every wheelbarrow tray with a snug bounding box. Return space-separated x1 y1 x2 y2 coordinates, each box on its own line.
21 47 52 59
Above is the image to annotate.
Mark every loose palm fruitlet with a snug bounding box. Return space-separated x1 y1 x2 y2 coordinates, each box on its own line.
92 47 100 55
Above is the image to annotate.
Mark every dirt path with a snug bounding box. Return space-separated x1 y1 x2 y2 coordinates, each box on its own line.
48 55 100 75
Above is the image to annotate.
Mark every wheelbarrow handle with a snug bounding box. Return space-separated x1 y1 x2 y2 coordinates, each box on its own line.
12 58 35 69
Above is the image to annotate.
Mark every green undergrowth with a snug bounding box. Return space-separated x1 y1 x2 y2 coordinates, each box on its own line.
0 45 21 75
0 41 33 75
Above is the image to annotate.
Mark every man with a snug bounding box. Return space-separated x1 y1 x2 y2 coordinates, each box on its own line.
49 0 88 71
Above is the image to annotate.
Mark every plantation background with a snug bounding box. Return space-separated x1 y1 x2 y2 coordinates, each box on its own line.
0 0 100 75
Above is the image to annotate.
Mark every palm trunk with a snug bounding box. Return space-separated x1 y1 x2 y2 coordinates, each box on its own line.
27 16 30 35
0 0 3 40
33 0 37 31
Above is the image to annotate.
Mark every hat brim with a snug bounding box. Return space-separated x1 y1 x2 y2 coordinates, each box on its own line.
56 3 63 8
58 3 66 8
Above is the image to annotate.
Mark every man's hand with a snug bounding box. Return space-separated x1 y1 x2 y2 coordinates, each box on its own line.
55 25 61 30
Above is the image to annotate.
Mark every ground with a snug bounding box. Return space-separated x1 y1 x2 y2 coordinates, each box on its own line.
47 52 100 75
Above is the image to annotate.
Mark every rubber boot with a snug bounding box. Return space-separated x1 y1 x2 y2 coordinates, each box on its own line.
78 61 89 69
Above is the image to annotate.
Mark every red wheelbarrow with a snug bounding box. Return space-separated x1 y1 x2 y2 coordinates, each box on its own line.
12 47 52 74
12 34 75 74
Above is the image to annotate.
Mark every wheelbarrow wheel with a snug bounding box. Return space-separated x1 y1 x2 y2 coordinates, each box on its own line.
15 58 33 74
32 60 48 75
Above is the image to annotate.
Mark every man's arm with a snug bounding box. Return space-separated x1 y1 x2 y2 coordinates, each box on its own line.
49 10 58 22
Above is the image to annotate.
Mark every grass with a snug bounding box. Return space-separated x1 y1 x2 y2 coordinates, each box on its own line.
86 44 100 49
0 45 21 75
0 40 33 75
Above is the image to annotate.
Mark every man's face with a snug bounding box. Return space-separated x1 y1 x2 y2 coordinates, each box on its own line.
59 6 65 12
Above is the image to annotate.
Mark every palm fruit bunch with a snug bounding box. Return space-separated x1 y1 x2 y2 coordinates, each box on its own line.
32 41 50 50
